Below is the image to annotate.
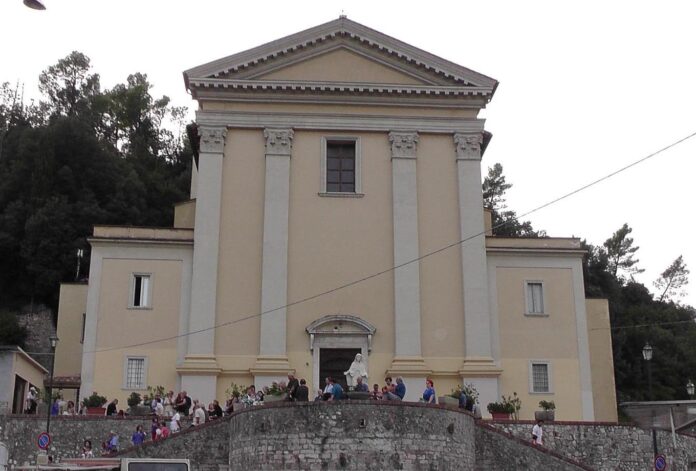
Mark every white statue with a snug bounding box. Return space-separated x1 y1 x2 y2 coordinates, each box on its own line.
344 353 368 389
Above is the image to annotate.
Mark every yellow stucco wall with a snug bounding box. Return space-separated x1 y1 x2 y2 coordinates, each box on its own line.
495 266 583 420
586 298 618 421
55 283 88 378
91 258 182 401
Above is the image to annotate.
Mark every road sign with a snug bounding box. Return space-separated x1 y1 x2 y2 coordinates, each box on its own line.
37 432 51 450
655 454 667 471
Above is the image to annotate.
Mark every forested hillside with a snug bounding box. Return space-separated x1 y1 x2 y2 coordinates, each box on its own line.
0 52 192 311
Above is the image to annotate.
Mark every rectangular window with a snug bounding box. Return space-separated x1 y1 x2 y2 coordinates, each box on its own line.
525 281 545 315
125 357 146 389
531 362 550 393
131 274 151 308
320 137 362 195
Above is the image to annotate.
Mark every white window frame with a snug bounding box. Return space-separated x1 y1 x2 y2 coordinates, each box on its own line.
129 273 153 309
524 280 547 316
122 356 148 390
528 360 553 394
319 136 363 197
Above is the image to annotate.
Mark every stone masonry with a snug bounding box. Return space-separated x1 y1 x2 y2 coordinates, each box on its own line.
489 420 696 471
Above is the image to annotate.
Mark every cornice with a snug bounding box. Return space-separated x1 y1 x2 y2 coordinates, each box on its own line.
184 17 498 91
196 111 485 134
188 78 493 98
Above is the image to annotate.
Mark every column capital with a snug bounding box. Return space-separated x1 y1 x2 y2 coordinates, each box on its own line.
389 131 419 159
453 132 483 161
264 128 294 156
198 126 227 154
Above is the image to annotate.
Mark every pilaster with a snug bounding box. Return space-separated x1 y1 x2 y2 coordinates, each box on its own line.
454 132 500 406
388 131 428 376
255 128 294 374
181 125 226 403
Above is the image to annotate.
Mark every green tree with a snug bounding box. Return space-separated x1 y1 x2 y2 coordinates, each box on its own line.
481 163 544 237
603 223 644 280
38 51 101 119
0 310 28 348
654 255 690 303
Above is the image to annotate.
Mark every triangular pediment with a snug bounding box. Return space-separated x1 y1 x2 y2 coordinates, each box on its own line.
252 47 432 86
184 17 497 100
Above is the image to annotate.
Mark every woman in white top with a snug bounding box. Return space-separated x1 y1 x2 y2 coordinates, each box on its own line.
163 390 175 417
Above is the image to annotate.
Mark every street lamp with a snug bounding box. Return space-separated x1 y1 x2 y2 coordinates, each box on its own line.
642 342 657 458
45 335 59 436
642 343 653 400
687 380 695 398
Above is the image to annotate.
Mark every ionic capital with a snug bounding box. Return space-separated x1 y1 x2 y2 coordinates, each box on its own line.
454 133 483 161
389 131 419 159
264 128 294 156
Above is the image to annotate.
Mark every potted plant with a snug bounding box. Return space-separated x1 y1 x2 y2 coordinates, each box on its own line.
126 392 149 416
83 392 107 415
262 381 287 403
487 393 520 420
439 388 462 407
226 382 247 411
535 400 555 421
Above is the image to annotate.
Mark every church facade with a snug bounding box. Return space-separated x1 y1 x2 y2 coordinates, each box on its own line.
55 17 617 421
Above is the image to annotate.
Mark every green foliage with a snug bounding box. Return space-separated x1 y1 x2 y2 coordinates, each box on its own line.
654 255 690 302
225 383 247 399
538 400 555 411
603 223 644 280
83 392 107 408
0 309 28 347
449 383 480 404
482 163 545 238
487 393 521 418
127 392 142 408
0 52 192 310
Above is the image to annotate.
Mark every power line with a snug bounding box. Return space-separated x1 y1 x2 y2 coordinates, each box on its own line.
87 130 696 354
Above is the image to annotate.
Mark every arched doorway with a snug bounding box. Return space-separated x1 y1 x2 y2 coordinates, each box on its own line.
306 315 376 393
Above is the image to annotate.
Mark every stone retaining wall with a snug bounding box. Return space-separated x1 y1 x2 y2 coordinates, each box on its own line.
229 401 476 471
489 420 696 471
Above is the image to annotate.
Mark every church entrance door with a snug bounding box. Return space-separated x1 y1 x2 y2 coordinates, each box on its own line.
319 348 360 392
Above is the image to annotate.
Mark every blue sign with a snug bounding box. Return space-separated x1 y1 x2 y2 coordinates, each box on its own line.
655 455 667 471
37 432 51 450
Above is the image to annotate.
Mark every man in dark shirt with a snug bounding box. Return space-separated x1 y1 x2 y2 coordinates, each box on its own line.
295 379 309 402
354 377 369 392
183 391 192 416
106 399 118 416
286 373 300 401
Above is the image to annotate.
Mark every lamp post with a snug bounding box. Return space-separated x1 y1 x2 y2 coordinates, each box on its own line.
642 342 657 457
687 380 695 398
45 335 59 435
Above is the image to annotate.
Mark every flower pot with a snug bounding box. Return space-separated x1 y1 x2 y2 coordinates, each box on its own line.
535 410 555 421
490 412 511 420
87 407 106 416
439 396 459 407
263 395 285 403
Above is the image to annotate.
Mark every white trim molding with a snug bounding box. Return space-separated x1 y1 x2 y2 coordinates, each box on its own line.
122 355 149 391
528 360 553 394
320 136 362 194
524 280 547 316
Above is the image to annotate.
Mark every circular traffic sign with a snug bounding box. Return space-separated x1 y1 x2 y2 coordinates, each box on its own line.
37 432 51 450
655 454 667 471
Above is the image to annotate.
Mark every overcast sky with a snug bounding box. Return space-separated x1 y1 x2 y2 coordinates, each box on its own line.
2 0 695 307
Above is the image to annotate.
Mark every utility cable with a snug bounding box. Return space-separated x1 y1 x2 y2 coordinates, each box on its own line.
87 129 696 354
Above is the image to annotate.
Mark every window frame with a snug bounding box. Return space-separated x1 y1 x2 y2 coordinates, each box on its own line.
122 356 148 391
319 136 363 197
524 280 547 316
528 360 553 394
129 273 153 309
